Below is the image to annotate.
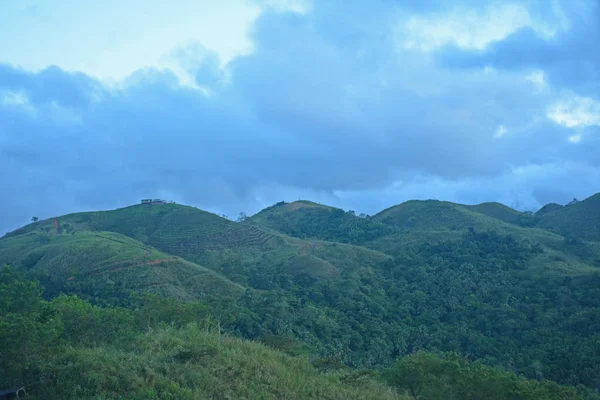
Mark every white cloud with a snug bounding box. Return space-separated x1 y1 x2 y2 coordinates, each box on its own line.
258 0 311 14
399 2 564 52
525 70 548 91
1 90 37 116
1 90 29 106
568 134 581 143
547 96 600 128
495 125 508 138
0 0 261 82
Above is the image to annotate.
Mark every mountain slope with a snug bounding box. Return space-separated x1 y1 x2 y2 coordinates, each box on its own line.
46 325 404 400
0 227 244 304
463 202 534 226
536 193 600 241
247 200 394 243
3 196 600 389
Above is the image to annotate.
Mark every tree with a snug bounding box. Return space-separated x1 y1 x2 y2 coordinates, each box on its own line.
31 216 38 222
237 212 248 223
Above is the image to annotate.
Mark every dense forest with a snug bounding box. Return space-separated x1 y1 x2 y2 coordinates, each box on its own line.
2 193 600 398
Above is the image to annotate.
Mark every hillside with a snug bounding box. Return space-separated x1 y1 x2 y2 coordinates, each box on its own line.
536 193 600 241
0 269 405 400
2 196 600 393
7 203 282 253
247 200 395 243
463 202 534 226
0 227 244 305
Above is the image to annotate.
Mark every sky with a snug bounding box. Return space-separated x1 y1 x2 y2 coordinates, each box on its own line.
1 0 599 233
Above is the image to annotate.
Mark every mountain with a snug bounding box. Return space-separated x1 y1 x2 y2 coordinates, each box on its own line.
247 200 395 243
0 221 245 306
536 202 564 216
536 193 600 241
2 194 600 396
463 202 534 226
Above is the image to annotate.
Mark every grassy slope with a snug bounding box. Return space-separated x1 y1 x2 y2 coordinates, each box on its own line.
1 203 393 297
6 198 598 300
361 200 565 255
247 201 394 244
0 227 244 303
38 324 404 400
247 198 600 280
249 199 559 249
463 202 531 225
536 193 600 241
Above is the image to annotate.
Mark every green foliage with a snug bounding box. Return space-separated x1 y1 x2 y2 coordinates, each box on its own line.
0 230 245 306
536 193 600 241
386 352 587 400
0 272 403 399
247 200 395 243
0 266 63 388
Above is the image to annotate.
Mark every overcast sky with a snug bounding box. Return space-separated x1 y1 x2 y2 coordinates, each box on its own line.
1 0 599 233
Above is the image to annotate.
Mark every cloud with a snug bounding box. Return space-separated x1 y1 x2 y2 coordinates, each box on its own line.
398 3 549 52
436 0 600 96
547 96 600 128
1 0 600 234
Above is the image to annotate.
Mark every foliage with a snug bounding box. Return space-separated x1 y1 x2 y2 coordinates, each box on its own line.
0 270 403 399
386 352 587 400
247 200 395 243
536 193 600 241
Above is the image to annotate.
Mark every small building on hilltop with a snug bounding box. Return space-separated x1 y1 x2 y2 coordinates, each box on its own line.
141 199 168 205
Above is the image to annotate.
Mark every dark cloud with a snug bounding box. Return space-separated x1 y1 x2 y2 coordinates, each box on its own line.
437 0 600 96
1 0 600 233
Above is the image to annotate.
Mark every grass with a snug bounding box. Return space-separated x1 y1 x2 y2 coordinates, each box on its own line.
0 229 244 303
536 193 600 241
37 323 405 400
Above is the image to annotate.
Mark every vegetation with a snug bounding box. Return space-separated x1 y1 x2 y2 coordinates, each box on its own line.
2 193 600 398
0 267 403 399
385 352 586 400
247 200 395 244
536 193 600 241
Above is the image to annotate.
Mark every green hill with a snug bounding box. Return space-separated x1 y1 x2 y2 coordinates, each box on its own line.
463 202 534 226
8 203 281 253
364 200 567 257
46 324 404 400
536 202 564 216
374 200 520 231
536 193 600 241
247 200 394 243
3 196 600 392
0 227 244 305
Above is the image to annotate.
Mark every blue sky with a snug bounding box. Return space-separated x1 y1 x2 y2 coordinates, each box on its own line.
1 0 599 232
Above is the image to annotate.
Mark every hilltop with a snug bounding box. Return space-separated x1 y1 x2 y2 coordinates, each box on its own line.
0 224 245 307
247 200 395 243
536 193 600 241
